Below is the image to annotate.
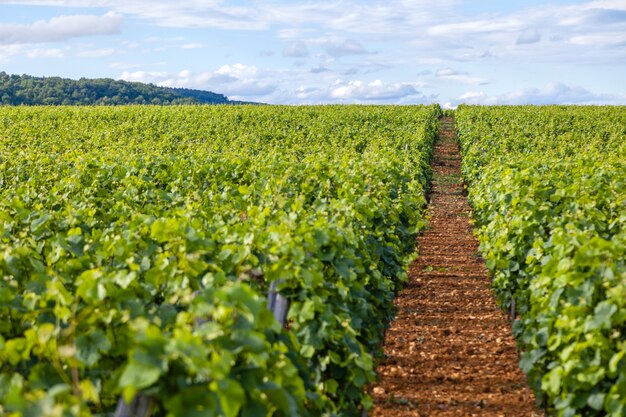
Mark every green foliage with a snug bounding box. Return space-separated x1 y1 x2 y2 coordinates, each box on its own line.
0 72 231 106
0 104 441 416
456 105 626 416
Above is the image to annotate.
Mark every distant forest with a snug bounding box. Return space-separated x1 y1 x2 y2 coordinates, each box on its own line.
0 72 241 105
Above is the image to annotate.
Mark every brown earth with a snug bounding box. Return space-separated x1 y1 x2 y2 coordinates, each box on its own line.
371 117 541 417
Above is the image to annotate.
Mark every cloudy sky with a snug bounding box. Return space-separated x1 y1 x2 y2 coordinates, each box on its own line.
1 0 625 106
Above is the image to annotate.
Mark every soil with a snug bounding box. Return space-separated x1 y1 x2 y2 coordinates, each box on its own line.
371 117 541 417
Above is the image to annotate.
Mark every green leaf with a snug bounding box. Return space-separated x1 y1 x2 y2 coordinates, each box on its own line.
541 366 563 395
30 214 50 233
241 402 267 417
261 382 298 416
76 330 111 367
587 392 606 411
300 299 315 321
214 380 245 417
113 270 137 289
76 269 106 302
119 361 161 390
150 218 182 243
585 301 618 331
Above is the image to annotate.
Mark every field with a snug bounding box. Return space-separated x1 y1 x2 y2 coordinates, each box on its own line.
457 105 626 416
0 105 439 416
1 104 626 417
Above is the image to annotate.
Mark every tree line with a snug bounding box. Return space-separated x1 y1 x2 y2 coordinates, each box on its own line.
0 72 234 105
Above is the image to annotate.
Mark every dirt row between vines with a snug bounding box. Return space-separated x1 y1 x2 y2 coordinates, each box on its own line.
371 117 541 416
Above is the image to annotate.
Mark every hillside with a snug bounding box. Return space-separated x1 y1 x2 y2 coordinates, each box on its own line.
0 72 243 105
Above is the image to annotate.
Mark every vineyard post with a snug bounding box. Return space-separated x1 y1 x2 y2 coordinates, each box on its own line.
113 393 153 417
510 298 516 324
267 279 290 326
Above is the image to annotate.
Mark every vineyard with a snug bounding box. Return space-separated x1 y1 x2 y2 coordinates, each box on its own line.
457 105 626 416
0 105 440 416
0 104 625 417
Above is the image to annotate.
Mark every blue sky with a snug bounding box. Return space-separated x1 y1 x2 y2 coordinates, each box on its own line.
1 0 625 106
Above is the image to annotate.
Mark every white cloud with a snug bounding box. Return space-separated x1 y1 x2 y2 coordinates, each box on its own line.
310 66 329 74
181 43 203 49
424 2 626 64
119 64 277 98
0 1 262 30
109 61 140 69
516 28 541 45
0 1 451 35
119 64 436 104
329 79 428 102
323 39 370 57
121 40 141 49
119 70 169 83
282 41 309 58
428 19 522 37
25 47 65 58
0 44 65 60
78 47 116 57
215 64 258 79
570 32 626 46
276 28 316 41
294 86 320 100
435 68 488 85
270 78 437 104
2 1 624 66
0 12 122 44
0 44 24 61
455 82 626 106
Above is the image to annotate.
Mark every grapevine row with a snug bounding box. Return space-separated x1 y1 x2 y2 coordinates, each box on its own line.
0 105 440 416
456 105 626 417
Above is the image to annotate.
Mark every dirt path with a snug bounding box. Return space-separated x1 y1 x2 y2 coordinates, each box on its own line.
371 117 540 417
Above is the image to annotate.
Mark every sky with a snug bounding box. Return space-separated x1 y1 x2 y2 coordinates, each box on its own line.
1 0 625 106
